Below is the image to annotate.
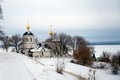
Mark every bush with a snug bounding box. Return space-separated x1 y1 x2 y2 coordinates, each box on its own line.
117 51 120 66
95 51 120 75
111 54 119 74
98 52 111 62
73 45 93 66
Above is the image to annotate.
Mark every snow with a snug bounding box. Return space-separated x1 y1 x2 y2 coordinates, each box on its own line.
0 52 33 80
0 48 120 80
30 46 50 52
36 58 120 80
94 45 120 58
0 52 78 80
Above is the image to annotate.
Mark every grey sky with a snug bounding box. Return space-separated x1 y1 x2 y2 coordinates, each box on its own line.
1 0 120 42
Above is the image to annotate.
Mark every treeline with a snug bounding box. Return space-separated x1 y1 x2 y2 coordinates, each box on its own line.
46 33 95 66
0 33 22 52
90 41 120 45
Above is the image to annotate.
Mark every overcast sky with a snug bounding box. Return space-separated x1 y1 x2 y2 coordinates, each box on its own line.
1 0 120 42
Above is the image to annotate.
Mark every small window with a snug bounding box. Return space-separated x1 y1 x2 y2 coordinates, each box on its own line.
26 38 29 42
30 38 32 42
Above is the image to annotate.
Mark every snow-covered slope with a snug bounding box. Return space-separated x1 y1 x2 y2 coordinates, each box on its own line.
0 52 120 80
36 58 120 80
0 52 78 80
0 52 33 80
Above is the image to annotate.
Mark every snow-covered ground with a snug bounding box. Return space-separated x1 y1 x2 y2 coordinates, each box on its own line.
0 48 120 80
36 58 120 80
94 45 120 58
0 52 78 80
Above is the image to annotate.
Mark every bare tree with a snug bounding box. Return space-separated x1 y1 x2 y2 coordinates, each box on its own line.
46 33 69 56
68 36 75 51
46 32 58 42
0 1 4 39
1 35 10 52
0 26 4 39
0 1 3 19
0 5 2 19
99 51 111 62
10 34 22 53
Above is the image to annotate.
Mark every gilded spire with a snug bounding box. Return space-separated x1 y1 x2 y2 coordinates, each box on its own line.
49 24 54 36
26 21 30 31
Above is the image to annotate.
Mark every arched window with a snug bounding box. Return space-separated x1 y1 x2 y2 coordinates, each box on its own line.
30 38 32 42
26 38 29 42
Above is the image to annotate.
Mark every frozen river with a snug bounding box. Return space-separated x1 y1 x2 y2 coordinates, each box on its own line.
94 45 120 58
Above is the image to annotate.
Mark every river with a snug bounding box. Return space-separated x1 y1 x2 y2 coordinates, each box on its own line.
94 45 120 58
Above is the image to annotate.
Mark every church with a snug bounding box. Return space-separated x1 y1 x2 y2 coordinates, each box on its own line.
18 23 68 58
18 23 53 57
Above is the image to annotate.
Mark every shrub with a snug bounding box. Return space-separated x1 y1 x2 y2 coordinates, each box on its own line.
98 52 111 62
117 51 120 66
73 45 93 66
111 54 119 74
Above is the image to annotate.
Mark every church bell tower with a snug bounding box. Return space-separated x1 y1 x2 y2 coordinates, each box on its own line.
21 22 37 56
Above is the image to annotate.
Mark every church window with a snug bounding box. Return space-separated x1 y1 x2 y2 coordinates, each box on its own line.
26 38 28 42
30 38 32 42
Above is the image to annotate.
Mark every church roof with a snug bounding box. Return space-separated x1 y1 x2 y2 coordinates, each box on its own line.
30 46 50 52
23 31 34 36
30 43 51 52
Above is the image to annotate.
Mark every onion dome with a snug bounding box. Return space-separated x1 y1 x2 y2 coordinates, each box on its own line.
49 24 54 36
23 22 34 36
26 23 30 31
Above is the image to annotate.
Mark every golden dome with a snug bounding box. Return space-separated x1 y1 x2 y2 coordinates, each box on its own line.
49 31 54 36
26 23 30 30
49 25 54 36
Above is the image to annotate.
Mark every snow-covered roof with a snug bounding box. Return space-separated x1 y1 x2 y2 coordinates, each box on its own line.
30 46 51 52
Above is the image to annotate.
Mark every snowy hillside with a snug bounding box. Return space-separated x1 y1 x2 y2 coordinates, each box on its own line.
36 58 120 80
0 52 78 80
0 52 120 80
